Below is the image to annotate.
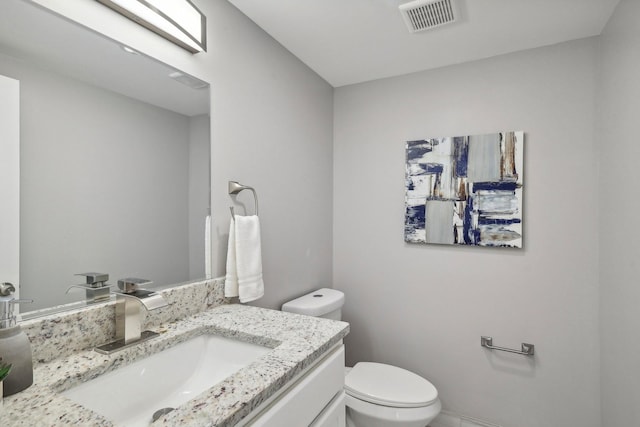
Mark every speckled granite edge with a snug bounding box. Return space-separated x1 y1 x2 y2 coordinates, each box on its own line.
20 277 229 363
0 304 349 427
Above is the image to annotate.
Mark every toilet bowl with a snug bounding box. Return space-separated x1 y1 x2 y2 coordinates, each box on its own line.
282 288 441 427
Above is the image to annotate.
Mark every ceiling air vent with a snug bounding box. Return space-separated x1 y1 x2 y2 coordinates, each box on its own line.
399 0 457 33
168 71 209 90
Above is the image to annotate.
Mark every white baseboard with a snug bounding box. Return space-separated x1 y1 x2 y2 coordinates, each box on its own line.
430 411 502 427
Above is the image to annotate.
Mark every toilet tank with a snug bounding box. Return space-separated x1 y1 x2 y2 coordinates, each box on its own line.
281 288 345 320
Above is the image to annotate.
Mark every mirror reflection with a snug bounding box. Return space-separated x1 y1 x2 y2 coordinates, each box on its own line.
0 0 211 314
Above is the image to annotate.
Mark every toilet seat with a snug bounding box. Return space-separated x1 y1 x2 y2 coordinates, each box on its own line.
345 392 442 426
345 362 438 408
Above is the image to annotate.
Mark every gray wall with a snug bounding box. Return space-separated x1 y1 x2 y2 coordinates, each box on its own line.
0 54 192 310
333 38 600 427
598 0 640 425
208 0 334 309
32 0 335 310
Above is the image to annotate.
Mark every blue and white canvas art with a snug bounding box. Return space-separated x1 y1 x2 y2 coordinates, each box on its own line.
405 131 524 248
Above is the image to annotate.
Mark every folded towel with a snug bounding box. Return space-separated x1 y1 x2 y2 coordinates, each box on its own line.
224 219 238 297
224 215 264 303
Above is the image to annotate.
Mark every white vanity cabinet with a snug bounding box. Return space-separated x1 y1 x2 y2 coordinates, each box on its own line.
309 391 346 427
242 344 346 427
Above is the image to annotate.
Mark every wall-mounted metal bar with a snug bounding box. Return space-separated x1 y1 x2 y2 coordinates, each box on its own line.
481 336 534 356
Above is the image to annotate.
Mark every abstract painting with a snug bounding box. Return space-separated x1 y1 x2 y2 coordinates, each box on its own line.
405 131 524 248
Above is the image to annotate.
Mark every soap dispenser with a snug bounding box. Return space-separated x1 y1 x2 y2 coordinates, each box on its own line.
0 282 33 396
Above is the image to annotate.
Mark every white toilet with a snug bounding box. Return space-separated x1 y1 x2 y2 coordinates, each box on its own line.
282 288 441 427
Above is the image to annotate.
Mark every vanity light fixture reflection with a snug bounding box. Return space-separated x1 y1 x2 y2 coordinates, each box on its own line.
97 0 207 53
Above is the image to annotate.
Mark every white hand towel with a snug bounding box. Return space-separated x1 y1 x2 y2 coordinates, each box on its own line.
225 215 264 302
225 218 239 297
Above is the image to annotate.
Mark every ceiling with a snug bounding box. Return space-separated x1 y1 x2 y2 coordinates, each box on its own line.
228 0 621 87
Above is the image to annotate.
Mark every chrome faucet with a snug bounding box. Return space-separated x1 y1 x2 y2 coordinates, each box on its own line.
95 278 168 355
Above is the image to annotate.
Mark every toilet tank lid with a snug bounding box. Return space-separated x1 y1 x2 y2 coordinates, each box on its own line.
281 288 344 317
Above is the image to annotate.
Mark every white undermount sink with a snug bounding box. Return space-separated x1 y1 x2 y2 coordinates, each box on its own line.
62 334 272 427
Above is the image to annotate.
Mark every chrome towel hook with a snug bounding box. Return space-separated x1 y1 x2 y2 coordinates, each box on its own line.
228 180 259 218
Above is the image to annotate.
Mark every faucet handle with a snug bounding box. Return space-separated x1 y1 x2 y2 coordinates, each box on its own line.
118 277 153 294
76 272 109 288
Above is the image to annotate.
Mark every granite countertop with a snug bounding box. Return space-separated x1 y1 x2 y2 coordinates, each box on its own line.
0 304 349 427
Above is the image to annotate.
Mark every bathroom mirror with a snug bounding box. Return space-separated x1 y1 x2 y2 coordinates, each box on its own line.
0 0 211 314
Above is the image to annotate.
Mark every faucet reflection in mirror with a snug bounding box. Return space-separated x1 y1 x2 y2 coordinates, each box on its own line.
95 278 169 355
65 273 112 304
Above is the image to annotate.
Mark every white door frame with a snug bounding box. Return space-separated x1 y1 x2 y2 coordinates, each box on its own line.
0 74 20 298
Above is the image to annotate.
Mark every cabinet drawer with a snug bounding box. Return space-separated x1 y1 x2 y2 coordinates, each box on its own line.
248 345 345 427
310 391 345 427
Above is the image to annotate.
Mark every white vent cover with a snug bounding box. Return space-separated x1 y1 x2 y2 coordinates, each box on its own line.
399 0 457 33
168 71 209 89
